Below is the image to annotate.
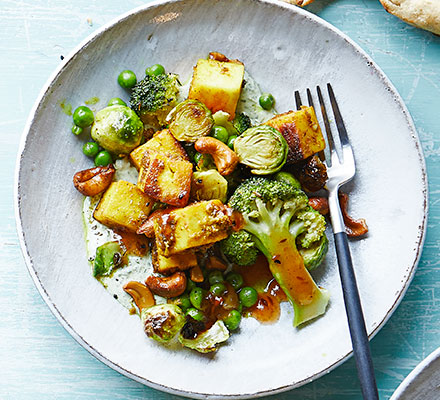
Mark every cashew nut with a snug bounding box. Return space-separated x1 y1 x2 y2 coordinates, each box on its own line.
123 281 155 311
189 265 204 283
145 271 187 298
73 164 115 196
194 137 239 176
205 255 227 271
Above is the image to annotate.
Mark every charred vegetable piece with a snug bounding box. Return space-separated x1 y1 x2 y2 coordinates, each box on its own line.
93 180 153 233
153 200 233 256
191 170 228 203
188 58 244 119
179 320 230 353
91 105 143 154
137 151 193 207
264 106 325 164
168 99 214 143
130 129 189 170
296 155 328 192
234 125 287 175
141 304 186 343
93 241 124 278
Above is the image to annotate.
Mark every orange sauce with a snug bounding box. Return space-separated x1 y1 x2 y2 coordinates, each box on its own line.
235 255 287 324
114 229 149 257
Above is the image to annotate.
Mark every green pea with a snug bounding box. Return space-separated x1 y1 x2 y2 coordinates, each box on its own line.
108 97 127 106
208 270 224 285
193 152 210 168
117 70 137 89
186 308 204 322
211 125 229 143
185 278 196 293
94 150 112 167
259 93 275 110
226 272 244 290
239 287 258 308
71 124 83 136
224 309 241 331
189 287 204 310
146 64 165 76
82 141 99 157
178 294 192 311
227 135 238 150
73 106 94 128
210 282 226 297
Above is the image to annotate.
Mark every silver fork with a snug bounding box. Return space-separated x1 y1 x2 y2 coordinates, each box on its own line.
295 84 379 400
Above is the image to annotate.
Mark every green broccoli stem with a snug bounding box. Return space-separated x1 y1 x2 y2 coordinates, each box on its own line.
244 200 329 327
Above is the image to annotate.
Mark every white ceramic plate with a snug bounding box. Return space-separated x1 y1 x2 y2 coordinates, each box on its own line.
15 0 427 398
390 347 440 400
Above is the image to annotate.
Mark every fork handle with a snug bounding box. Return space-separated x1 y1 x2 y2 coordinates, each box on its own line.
334 231 379 400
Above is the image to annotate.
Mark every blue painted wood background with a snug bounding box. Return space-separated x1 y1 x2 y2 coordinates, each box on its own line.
1 0 439 398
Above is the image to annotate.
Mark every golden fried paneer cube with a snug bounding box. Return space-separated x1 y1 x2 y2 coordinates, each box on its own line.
137 151 193 207
264 106 326 163
188 58 244 119
151 245 198 276
94 180 153 232
129 129 188 170
154 199 232 256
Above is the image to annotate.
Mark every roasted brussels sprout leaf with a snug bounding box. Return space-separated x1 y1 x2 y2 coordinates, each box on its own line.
179 320 230 353
191 170 228 202
141 304 186 343
168 99 214 142
234 125 288 175
91 105 143 154
93 241 124 278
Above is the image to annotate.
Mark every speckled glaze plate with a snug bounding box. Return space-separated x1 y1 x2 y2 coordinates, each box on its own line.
390 347 440 400
15 0 427 398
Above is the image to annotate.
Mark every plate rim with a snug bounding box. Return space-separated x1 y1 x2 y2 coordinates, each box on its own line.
14 0 428 398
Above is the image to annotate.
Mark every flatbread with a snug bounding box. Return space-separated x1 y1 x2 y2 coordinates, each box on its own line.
281 0 315 6
379 0 440 35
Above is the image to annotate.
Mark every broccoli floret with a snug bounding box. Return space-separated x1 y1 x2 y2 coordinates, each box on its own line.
220 230 259 266
228 177 329 327
299 235 328 271
232 112 252 134
130 73 179 127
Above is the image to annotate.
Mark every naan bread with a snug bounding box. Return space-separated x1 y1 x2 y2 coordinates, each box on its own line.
281 0 315 6
379 0 440 35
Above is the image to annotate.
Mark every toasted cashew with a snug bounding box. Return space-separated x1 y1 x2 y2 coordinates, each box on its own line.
123 281 155 311
73 164 115 196
194 137 239 176
189 265 204 283
145 272 187 298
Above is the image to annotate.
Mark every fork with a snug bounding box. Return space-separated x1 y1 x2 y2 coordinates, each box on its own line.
295 84 379 400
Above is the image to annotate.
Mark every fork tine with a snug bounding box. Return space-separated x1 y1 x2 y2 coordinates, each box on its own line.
294 91 302 110
327 83 349 147
316 86 336 153
306 88 314 108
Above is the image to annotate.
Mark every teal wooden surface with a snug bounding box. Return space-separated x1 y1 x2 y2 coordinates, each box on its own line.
1 0 439 398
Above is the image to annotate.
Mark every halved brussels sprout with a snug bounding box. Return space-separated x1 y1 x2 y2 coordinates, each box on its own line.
191 170 228 202
234 125 288 175
93 241 125 278
91 105 143 154
179 320 230 353
168 99 214 142
141 304 186 343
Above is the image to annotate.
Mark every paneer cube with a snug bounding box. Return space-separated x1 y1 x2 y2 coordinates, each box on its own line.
129 129 188 170
151 245 198 276
264 106 326 163
188 58 244 119
137 151 193 207
154 200 232 256
94 180 153 232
